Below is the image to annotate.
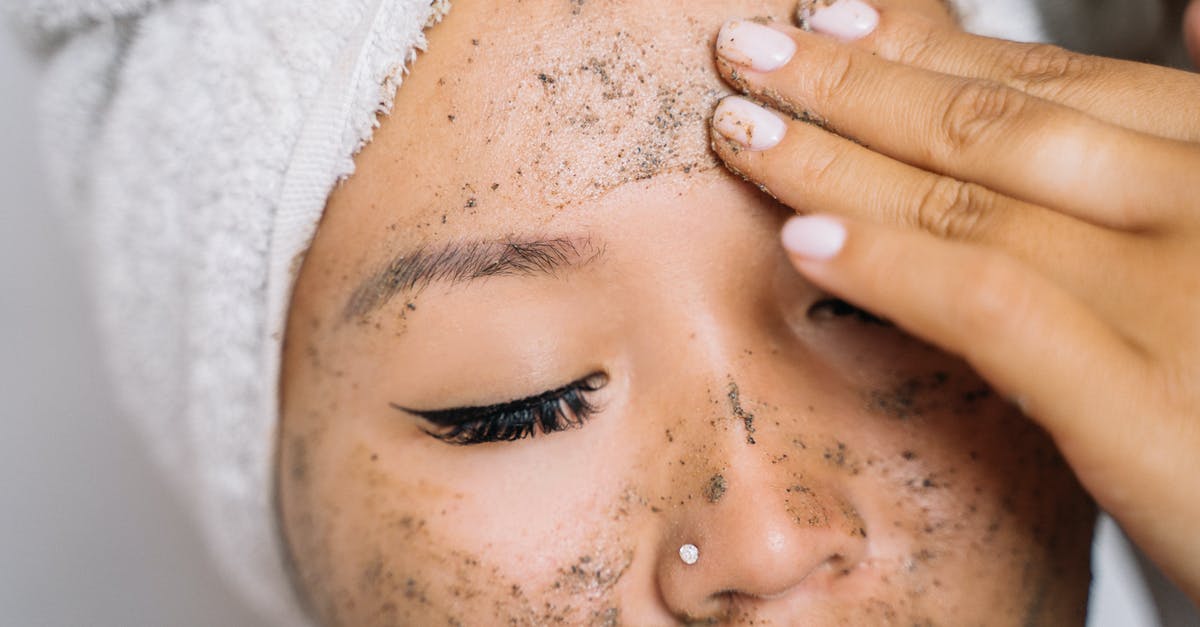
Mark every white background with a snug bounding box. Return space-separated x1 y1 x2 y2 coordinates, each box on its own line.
0 26 274 627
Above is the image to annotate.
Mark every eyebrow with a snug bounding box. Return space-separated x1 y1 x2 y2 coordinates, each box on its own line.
342 235 604 320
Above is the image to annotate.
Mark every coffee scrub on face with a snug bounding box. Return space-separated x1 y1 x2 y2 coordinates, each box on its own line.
30 0 1152 623
278 1 1094 625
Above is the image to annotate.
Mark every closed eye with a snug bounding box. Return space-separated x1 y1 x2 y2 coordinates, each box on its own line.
807 298 893 327
390 373 607 446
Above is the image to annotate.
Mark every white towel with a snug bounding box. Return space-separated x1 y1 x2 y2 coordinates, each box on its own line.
13 0 449 623
7 0 1169 624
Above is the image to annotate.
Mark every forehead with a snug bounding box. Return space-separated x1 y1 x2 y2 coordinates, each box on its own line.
321 0 795 243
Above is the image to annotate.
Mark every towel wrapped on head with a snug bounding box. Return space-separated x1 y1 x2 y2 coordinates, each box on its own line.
9 0 1167 623
14 0 449 622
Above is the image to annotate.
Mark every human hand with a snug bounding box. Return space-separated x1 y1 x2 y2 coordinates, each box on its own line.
708 0 1200 601
1187 0 1200 68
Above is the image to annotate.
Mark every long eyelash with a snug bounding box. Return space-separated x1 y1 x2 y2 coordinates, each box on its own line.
391 375 604 446
808 298 893 327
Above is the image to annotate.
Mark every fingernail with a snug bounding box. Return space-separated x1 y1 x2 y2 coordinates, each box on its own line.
809 0 879 41
716 19 797 72
782 216 846 260
712 96 787 151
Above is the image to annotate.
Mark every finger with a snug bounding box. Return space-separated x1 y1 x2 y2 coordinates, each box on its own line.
714 20 1200 230
1187 0 1200 71
709 96 1135 290
778 217 1200 602
776 213 1148 449
863 8 1200 142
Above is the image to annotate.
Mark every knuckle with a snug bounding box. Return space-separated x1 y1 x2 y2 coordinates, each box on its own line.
1004 43 1094 95
792 135 853 189
881 14 944 67
938 79 1026 155
912 176 991 240
810 47 860 107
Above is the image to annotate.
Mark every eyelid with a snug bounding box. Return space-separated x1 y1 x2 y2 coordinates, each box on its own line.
807 297 893 327
391 373 608 446
390 372 608 425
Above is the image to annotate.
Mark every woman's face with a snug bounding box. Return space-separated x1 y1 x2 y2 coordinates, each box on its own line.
278 1 1096 624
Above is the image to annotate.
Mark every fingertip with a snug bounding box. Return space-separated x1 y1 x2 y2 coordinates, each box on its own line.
716 19 798 72
708 120 750 165
803 0 880 42
781 215 846 261
712 95 788 151
707 114 775 198
1185 0 1200 70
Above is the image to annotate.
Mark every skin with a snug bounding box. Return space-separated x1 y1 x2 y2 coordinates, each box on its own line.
278 1 1098 625
1187 0 1200 67
707 0 1200 605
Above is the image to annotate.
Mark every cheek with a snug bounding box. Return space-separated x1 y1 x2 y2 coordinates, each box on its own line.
835 360 1096 612
281 335 1095 625
731 340 1095 614
291 419 649 626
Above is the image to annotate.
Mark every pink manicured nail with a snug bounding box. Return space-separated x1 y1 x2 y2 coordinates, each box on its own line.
716 20 797 72
809 0 879 41
781 216 846 260
712 96 787 151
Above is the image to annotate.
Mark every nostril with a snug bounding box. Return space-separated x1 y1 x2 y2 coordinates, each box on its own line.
683 590 736 624
742 587 790 602
657 456 874 617
826 553 857 578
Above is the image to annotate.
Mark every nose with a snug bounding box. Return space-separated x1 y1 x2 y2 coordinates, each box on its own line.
655 420 870 620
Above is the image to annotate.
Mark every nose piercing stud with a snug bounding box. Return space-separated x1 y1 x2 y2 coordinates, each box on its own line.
679 543 699 565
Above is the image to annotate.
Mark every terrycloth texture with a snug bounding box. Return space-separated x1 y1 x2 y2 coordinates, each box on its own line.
8 0 1171 624
14 0 450 623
